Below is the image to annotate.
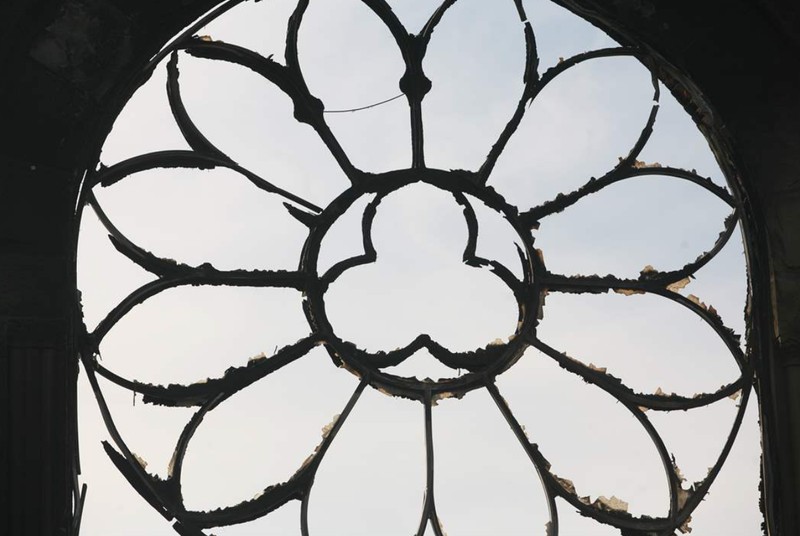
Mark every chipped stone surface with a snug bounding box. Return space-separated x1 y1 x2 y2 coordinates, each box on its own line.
555 475 577 495
678 514 693 533
132 453 148 470
666 277 692 293
587 362 608 373
594 495 630 513
614 288 645 296
248 352 267 364
320 414 340 439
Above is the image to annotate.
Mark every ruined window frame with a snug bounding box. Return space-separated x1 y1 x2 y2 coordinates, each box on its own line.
70 1 764 534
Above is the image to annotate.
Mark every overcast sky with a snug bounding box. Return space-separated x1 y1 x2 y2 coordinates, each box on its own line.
76 0 761 534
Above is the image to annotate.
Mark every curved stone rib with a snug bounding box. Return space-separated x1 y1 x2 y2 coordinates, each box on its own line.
90 335 322 407
91 150 322 213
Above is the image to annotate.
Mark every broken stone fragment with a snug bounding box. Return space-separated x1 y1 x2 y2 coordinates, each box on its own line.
587 362 608 374
633 159 662 169
686 294 708 310
614 288 645 296
248 352 267 364
640 264 658 275
666 277 692 292
594 495 629 513
132 453 148 470
555 475 577 495
321 414 340 439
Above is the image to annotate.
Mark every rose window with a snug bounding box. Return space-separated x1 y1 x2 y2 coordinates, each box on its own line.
76 0 760 534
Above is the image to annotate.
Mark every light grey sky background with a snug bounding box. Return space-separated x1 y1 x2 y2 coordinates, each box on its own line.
76 0 761 534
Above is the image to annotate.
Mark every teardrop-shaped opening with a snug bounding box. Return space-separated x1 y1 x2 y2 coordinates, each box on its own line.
177 51 350 205
536 292 741 396
307 387 425 536
299 0 410 172
491 55 654 209
424 0 527 171
433 388 551 535
534 175 732 279
99 285 308 386
180 346 355 511
94 166 308 271
497 347 670 518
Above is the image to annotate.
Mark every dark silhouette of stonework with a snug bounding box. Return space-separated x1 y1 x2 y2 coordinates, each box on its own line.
1 1 799 535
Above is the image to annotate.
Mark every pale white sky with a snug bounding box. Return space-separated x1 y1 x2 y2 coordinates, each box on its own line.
76 0 762 534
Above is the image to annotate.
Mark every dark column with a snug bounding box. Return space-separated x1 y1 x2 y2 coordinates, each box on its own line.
0 159 77 534
559 1 800 534
0 1 227 533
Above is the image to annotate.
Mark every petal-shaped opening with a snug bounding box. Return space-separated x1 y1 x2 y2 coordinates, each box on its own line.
211 500 302 536
555 498 620 536
490 55 654 207
94 166 309 271
648 397 741 487
193 0 296 63
636 83 729 188
307 388 425 536
686 397 762 534
77 373 180 534
496 347 670 518
180 347 355 511
536 292 741 396
433 388 551 535
177 51 350 206
424 0 527 171
533 175 733 279
100 58 189 165
299 0 410 172
99 286 308 386
522 0 617 70
323 185 518 353
77 207 154 331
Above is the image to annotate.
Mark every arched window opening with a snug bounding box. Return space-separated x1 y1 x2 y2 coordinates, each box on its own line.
74 1 763 534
